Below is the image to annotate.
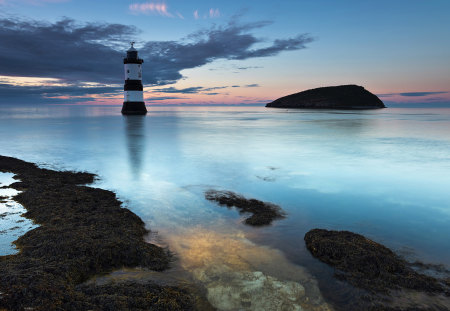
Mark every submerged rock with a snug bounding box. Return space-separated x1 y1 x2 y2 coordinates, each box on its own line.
205 190 285 226
205 267 306 311
304 229 448 295
166 227 332 311
266 85 385 109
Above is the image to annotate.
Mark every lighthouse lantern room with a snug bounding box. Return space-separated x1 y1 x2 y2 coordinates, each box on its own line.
122 42 147 115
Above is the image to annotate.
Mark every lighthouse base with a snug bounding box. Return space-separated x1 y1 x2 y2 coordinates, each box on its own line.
121 102 147 115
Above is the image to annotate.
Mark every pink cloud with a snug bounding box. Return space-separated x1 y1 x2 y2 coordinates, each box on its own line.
129 2 172 17
193 10 199 20
209 8 220 18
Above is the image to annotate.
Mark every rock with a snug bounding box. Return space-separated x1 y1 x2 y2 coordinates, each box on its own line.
266 85 385 109
202 265 306 311
304 229 448 294
205 190 286 226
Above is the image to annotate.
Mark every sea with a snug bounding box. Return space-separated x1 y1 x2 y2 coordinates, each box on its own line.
1 105 450 310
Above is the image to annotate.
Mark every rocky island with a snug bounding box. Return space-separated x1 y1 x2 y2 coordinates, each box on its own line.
266 85 385 109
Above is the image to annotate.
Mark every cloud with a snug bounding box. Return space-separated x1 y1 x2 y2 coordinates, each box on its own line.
0 83 120 104
129 2 173 17
146 95 188 101
245 84 259 87
379 91 448 97
153 86 204 94
209 8 220 18
399 91 448 97
141 21 313 84
0 18 135 83
153 85 229 94
193 8 220 19
0 16 313 103
237 66 262 70
203 86 228 91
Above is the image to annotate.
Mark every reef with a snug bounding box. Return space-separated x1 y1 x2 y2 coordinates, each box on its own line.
0 155 194 311
304 229 450 297
266 85 386 109
205 190 285 226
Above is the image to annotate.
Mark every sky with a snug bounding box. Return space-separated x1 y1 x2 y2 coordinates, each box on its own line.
0 0 449 106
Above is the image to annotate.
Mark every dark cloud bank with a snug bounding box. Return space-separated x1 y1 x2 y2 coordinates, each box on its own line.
0 16 313 103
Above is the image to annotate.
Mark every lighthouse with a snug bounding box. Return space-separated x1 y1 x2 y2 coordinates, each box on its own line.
122 42 147 115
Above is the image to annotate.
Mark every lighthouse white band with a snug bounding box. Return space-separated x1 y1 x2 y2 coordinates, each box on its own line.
124 64 142 80
124 91 144 102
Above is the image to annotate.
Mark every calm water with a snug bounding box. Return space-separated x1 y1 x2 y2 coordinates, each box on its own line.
1 105 450 309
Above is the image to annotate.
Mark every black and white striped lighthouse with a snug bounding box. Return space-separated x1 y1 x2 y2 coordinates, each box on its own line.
122 42 147 115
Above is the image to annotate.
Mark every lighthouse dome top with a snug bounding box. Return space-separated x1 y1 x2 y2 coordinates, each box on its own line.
124 41 143 64
127 42 137 52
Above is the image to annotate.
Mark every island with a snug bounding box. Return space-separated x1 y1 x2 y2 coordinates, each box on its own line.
266 85 386 109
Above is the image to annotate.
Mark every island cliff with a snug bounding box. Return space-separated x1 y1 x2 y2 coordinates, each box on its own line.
266 85 385 109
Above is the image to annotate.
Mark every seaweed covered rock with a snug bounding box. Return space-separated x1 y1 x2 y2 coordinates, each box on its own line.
205 190 285 226
0 155 194 310
266 85 385 109
304 229 448 294
77 281 194 310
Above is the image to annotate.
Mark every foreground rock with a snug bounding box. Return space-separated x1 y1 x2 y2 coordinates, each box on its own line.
0 155 194 310
266 85 385 109
205 190 285 226
304 229 449 295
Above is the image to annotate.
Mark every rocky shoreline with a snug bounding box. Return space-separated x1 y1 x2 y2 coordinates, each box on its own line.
305 229 450 310
2 155 449 310
0 155 194 310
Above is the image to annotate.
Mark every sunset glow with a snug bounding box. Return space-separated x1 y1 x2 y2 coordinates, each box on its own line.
0 0 449 107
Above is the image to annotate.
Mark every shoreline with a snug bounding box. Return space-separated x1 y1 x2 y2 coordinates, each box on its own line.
0 155 195 310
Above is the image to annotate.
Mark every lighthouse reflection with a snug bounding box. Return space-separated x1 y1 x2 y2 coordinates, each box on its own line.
124 115 146 179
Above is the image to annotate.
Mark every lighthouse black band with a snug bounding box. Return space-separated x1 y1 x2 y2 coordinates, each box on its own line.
121 102 147 114
124 80 143 91
124 58 144 64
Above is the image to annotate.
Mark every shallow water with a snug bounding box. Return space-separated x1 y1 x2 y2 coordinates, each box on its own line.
1 105 450 309
0 172 37 255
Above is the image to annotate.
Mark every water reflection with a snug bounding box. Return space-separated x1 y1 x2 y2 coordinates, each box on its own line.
124 115 146 179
